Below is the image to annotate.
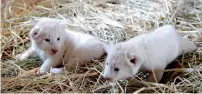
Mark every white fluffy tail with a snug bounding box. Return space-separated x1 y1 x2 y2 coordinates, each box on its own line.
179 36 197 54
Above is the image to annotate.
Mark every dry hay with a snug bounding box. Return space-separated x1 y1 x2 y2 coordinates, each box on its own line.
1 0 202 93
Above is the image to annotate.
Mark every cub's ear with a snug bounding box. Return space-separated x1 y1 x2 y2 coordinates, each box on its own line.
127 53 137 64
130 58 136 64
29 26 40 39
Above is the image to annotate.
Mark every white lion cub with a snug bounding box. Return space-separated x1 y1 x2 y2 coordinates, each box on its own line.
103 25 197 82
16 18 108 74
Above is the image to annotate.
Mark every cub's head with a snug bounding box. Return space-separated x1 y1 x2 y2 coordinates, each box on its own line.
29 18 67 55
103 43 144 82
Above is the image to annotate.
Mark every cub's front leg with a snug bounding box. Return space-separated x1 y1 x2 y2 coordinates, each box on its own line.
16 47 35 61
39 55 62 74
146 70 164 82
145 66 166 82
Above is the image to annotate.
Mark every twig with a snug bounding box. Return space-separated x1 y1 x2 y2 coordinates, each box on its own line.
154 68 202 72
69 72 98 79
93 85 112 92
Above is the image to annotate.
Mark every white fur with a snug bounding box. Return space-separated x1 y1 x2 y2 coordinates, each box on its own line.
16 18 108 74
60 29 109 70
50 67 64 74
103 25 197 82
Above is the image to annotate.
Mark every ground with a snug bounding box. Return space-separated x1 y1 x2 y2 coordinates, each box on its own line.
1 0 202 93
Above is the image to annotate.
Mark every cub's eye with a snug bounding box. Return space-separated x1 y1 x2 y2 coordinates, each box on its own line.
33 32 38 35
106 63 108 65
114 67 119 72
57 37 60 41
45 38 50 42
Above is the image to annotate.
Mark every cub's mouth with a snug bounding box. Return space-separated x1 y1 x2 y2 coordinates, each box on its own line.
50 49 58 55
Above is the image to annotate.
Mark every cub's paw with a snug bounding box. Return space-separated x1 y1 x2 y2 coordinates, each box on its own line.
39 68 49 75
50 67 64 74
15 54 27 61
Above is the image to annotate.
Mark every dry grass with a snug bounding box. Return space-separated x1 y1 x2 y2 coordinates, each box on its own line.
1 0 202 93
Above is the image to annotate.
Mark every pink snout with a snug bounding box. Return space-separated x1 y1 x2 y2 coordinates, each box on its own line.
51 49 58 54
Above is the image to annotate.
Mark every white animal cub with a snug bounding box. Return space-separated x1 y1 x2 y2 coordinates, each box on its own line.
103 25 197 82
16 18 108 74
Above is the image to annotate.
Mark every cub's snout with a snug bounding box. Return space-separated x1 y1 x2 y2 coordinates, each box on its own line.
51 49 58 54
